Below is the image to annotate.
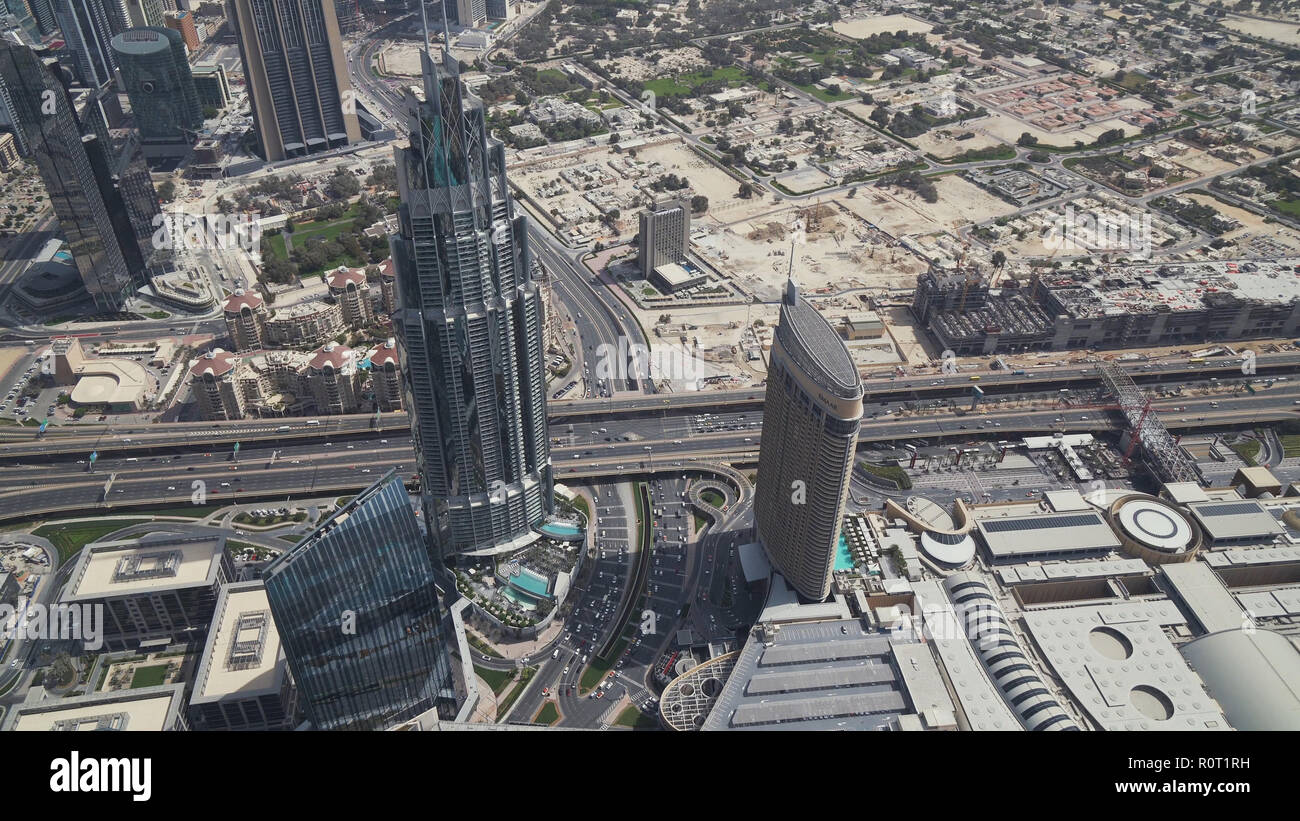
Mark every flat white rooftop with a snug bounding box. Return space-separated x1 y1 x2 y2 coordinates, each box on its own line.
6 685 184 731
193 584 284 701
67 536 225 600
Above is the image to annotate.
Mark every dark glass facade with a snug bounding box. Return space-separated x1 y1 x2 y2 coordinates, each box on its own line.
112 27 202 144
263 471 460 730
0 41 135 312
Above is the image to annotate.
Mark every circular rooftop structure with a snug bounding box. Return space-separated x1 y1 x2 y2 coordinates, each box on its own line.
919 530 976 567
1108 494 1200 564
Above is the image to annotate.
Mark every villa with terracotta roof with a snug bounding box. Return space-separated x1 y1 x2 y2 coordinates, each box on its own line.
325 265 375 328
368 337 403 411
223 289 269 351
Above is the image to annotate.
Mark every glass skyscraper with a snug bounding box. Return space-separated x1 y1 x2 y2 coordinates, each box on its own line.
111 27 202 145
391 48 552 558
54 0 128 88
0 40 138 312
263 471 461 731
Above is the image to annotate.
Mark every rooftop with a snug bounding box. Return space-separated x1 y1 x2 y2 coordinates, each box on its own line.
4 684 186 731
1186 499 1282 543
1159 561 1248 635
776 281 863 401
64 535 226 601
191 582 287 703
701 620 907 731
973 510 1121 559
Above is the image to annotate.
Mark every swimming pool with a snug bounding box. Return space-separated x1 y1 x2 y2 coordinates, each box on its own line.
509 567 551 597
834 532 854 571
539 521 583 539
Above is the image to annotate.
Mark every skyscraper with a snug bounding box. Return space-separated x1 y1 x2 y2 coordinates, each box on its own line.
442 0 485 27
227 0 360 162
54 0 129 87
263 471 462 731
753 276 864 601
638 195 689 278
3 0 40 41
392 48 552 558
26 0 56 36
123 0 163 26
112 26 201 149
0 40 137 311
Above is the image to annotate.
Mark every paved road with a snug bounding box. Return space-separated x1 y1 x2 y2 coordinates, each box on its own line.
2 380 1297 521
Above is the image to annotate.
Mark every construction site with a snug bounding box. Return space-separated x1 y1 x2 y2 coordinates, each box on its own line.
913 258 1300 356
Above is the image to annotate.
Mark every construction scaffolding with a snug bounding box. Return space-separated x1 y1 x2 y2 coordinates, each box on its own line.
1096 361 1201 484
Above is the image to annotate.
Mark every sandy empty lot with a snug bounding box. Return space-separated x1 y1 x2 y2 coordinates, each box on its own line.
839 174 1017 236
1184 192 1300 248
910 127 1005 158
1219 15 1300 46
834 14 933 40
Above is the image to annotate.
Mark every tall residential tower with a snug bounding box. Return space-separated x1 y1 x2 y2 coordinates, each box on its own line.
55 0 129 87
391 49 552 558
753 277 864 601
227 0 360 161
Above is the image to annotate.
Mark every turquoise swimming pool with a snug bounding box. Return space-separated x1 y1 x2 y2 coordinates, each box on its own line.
540 521 583 538
501 587 538 611
834 532 853 571
509 567 551 597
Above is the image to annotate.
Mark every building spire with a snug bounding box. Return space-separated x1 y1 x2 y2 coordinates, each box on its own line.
784 237 798 307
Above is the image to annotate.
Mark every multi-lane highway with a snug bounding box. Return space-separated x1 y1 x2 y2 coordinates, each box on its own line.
4 382 1297 522
3 350 1290 458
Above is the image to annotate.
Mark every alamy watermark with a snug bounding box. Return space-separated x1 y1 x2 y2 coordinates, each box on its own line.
151 207 262 255
1042 205 1152 259
0 596 103 651
594 337 709 390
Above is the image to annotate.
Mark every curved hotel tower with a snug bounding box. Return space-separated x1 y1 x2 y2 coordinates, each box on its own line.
391 49 552 558
753 278 864 601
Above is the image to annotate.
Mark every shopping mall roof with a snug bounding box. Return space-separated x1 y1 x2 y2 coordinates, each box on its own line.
1022 603 1228 731
1186 499 1283 543
1180 629 1300 731
974 510 1121 560
701 620 905 731
1159 561 1248 635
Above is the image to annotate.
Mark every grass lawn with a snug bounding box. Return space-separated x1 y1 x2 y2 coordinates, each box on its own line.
32 519 151 563
795 82 855 102
534 701 561 725
129 664 169 689
125 503 228 519
700 489 725 509
495 666 536 719
265 202 364 261
858 461 912 490
1230 439 1261 465
277 534 303 543
474 664 514 696
1273 199 1300 219
644 66 746 97
1281 435 1300 459
614 704 658 730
